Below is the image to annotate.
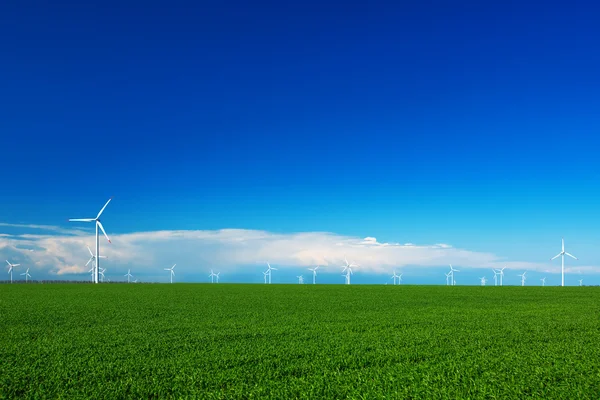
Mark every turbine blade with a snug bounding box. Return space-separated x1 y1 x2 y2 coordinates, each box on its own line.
5 260 10 266
86 258 93 267
96 198 113 219
69 218 95 222
97 221 111 243
87 246 94 256
565 252 578 260
551 253 561 260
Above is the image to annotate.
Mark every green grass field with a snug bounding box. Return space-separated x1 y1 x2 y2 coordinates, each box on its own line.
1 284 599 399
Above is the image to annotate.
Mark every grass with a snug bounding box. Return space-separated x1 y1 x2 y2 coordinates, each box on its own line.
1 284 599 399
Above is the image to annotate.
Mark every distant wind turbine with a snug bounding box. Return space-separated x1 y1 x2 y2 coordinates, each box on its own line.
99 268 106 283
297 275 304 284
498 267 507 286
492 269 498 286
262 271 268 284
209 269 217 283
445 271 452 286
397 273 403 285
540 277 546 286
341 256 358 285
85 246 106 279
6 261 20 284
579 279 583 286
480 277 486 286
124 269 133 283
164 264 176 284
551 237 577 287
391 270 399 285
69 198 112 284
518 271 527 287
448 265 459 286
308 266 320 284
20 268 31 283
265 263 277 284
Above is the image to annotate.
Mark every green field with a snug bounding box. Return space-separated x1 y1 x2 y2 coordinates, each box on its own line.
1 284 599 399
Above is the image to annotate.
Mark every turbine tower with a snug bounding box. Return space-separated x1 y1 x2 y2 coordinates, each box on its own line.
391 270 399 285
164 264 176 283
265 263 277 284
341 256 358 285
124 269 133 283
308 266 320 284
518 271 527 286
69 198 112 284
551 237 577 287
6 261 20 284
448 265 459 286
20 268 31 283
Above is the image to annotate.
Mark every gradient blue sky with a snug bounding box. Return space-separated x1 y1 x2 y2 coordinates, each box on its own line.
1 1 599 284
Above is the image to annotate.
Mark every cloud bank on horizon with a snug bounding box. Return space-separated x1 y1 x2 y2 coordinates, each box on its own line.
1 222 596 281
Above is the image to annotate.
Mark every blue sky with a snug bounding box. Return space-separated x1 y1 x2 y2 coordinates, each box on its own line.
1 1 599 284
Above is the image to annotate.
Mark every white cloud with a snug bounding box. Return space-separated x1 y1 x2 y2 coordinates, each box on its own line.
1 224 598 280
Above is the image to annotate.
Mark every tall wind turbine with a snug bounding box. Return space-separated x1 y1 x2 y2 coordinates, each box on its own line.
397 273 403 285
448 265 459 286
164 264 176 283
308 266 320 284
579 279 583 286
20 268 31 283
263 271 268 284
391 270 399 285
6 261 20 284
341 256 358 285
265 263 277 284
69 198 112 284
551 237 577 287
541 277 546 286
479 277 486 286
209 269 217 283
215 272 220 283
492 269 498 286
518 271 527 286
85 246 106 278
124 269 133 283
445 271 452 286
99 268 106 282
297 275 304 284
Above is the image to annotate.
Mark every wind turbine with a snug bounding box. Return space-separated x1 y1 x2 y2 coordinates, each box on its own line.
391 270 399 285
99 268 106 283
541 277 546 286
265 263 277 284
297 275 304 284
445 271 452 286
492 269 498 286
215 272 220 283
209 269 217 283
88 266 94 282
480 277 486 286
69 198 112 284
263 271 268 284
20 268 31 283
308 266 320 284
85 246 106 269
397 273 403 285
164 264 176 283
518 271 527 286
579 279 583 286
499 267 506 286
551 237 577 287
133 279 138 283
124 269 133 283
341 256 358 285
448 265 459 286
6 261 20 284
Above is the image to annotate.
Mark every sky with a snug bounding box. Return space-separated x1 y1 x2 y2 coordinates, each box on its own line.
1 0 599 285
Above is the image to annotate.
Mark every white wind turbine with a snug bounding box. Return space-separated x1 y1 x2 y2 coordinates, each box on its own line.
209 269 217 283
6 261 20 284
215 272 220 283
265 263 277 284
297 275 304 284
391 270 399 285
164 264 176 283
308 266 320 284
448 265 459 286
492 269 499 286
341 256 358 285
480 276 486 286
397 273 403 285
124 269 133 283
262 271 268 284
551 237 577 287
579 279 583 286
20 268 31 283
498 267 506 286
518 271 527 286
445 271 452 286
99 268 106 282
541 277 546 286
85 246 106 277
69 198 112 284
